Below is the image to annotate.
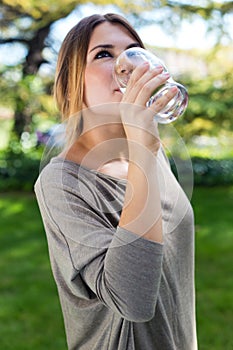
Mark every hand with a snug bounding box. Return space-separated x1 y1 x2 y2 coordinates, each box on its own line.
120 62 178 154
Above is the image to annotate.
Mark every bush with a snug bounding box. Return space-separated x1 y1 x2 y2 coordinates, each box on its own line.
0 146 232 191
193 157 233 186
170 157 233 186
0 147 42 192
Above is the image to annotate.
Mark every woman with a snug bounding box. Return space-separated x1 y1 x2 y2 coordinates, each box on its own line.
35 13 197 350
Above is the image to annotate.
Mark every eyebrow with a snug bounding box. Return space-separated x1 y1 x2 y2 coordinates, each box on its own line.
89 42 141 54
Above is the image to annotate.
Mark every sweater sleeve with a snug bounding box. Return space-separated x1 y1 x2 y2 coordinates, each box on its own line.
35 164 164 322
88 227 164 322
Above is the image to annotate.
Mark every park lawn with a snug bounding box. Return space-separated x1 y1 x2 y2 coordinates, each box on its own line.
0 187 232 349
0 192 66 350
192 186 233 350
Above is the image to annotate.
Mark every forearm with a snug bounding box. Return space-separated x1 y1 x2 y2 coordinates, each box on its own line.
119 143 163 243
118 59 178 243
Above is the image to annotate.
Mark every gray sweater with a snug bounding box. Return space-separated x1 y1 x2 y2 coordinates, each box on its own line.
35 148 197 350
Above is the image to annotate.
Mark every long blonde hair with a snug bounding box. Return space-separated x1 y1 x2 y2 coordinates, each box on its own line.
54 13 145 145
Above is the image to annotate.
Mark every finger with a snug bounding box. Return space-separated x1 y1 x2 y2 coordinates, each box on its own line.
128 62 163 87
123 63 164 103
148 86 178 113
135 72 171 106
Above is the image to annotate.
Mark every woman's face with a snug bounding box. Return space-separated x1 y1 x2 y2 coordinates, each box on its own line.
83 22 140 109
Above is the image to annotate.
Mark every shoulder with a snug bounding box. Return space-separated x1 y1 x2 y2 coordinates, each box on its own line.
34 157 121 211
34 157 91 204
36 156 95 188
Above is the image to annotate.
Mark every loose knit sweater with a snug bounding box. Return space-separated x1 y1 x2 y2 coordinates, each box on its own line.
34 147 197 350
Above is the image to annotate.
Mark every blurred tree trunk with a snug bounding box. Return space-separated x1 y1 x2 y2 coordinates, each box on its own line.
23 24 51 75
13 24 52 138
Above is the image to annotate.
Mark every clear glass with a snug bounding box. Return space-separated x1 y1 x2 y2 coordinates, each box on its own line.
114 47 188 124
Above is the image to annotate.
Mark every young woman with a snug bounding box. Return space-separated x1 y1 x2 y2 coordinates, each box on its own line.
35 13 198 350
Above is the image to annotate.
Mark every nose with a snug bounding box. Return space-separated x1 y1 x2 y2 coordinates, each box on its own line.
113 60 134 88
115 63 133 76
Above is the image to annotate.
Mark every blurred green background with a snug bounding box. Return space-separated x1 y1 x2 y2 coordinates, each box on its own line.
0 1 232 349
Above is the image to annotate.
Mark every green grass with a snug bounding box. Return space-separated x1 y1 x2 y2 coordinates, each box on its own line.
191 186 233 350
0 193 66 349
0 188 232 349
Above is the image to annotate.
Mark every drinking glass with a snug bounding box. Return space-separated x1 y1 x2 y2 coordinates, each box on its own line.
114 47 188 124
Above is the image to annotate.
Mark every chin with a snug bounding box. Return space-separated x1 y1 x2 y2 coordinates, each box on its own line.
83 102 121 120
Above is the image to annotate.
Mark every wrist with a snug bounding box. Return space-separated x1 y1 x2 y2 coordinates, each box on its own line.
127 139 160 164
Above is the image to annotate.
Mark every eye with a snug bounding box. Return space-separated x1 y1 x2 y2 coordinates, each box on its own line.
94 50 112 59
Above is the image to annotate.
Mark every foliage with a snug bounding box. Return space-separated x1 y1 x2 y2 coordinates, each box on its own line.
0 137 232 192
178 74 233 137
0 63 58 139
0 0 233 142
0 0 158 139
170 156 233 187
0 134 43 192
167 44 233 140
192 157 233 186
135 1 233 48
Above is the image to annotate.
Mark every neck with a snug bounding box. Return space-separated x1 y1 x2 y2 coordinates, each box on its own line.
60 122 129 179
78 128 129 167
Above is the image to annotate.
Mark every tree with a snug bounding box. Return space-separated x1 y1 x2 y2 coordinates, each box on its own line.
0 0 141 137
155 1 233 45
0 1 75 136
0 0 233 139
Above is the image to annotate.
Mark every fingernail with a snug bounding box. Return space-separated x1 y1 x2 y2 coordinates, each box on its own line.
154 65 163 71
171 86 178 92
161 72 170 78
